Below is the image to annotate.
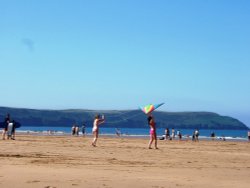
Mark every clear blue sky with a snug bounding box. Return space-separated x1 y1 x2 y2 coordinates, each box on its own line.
0 0 249 126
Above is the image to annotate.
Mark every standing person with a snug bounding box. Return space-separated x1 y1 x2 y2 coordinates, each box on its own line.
91 114 105 147
211 132 215 141
192 131 195 141
7 121 14 140
148 114 158 149
2 114 10 140
171 128 175 140
165 128 170 140
81 123 86 137
71 124 76 135
248 130 250 142
75 124 79 136
194 129 199 142
178 130 182 140
176 130 180 138
11 120 16 140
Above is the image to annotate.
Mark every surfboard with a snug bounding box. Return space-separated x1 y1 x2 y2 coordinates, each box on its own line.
0 121 21 128
14 122 21 128
0 122 7 128
7 122 13 136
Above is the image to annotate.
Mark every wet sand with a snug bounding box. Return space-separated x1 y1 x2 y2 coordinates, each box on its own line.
0 135 250 188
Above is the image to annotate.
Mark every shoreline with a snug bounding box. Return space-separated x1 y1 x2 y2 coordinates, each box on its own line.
1 130 248 144
10 130 249 142
14 126 250 140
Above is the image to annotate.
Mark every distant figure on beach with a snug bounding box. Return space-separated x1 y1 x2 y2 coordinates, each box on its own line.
71 124 76 135
75 125 79 136
211 132 215 141
81 123 86 137
7 121 14 140
194 129 199 142
222 135 226 141
171 128 175 140
91 114 105 147
177 130 182 140
11 120 16 140
115 128 121 137
248 131 250 142
2 114 10 140
192 131 195 141
147 114 158 149
165 128 170 140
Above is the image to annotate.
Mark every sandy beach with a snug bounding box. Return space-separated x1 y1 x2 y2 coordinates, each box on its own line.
0 135 250 188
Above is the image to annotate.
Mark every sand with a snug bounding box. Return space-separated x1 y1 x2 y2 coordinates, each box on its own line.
0 134 250 188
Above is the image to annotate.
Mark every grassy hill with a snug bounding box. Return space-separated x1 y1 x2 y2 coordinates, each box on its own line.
0 106 247 130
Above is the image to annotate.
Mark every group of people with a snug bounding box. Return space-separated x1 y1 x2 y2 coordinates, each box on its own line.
90 113 159 149
2 114 16 140
164 128 182 140
90 114 250 146
71 123 86 136
163 128 201 141
88 113 157 149
3 112 250 147
89 113 204 148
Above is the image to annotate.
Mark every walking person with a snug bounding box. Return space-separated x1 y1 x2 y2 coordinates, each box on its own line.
91 114 105 147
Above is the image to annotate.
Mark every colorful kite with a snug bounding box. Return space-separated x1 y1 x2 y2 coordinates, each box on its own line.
140 103 164 114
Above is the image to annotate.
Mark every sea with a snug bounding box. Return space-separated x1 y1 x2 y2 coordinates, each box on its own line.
17 126 249 142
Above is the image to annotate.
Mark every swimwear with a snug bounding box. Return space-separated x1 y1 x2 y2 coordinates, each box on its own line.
92 119 98 132
92 127 98 132
150 128 154 135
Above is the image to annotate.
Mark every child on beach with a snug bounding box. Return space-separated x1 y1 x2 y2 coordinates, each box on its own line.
148 114 158 149
91 114 105 147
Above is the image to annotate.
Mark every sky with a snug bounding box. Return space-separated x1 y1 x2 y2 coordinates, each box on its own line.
0 0 249 126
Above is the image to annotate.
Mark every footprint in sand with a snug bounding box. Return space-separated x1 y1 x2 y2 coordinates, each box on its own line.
27 180 40 183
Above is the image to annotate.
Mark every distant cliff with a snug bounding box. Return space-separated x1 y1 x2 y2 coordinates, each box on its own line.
0 107 248 130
